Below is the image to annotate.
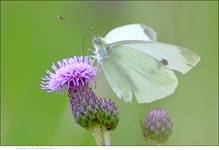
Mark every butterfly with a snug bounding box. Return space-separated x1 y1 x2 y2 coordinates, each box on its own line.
90 24 200 103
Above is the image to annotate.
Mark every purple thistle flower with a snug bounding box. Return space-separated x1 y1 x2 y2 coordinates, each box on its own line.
41 56 97 92
141 108 173 144
41 55 119 133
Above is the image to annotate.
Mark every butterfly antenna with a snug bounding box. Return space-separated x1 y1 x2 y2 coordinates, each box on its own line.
82 34 90 56
57 16 95 36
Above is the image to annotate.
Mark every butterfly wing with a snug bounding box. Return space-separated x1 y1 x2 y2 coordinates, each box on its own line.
104 24 157 43
119 42 200 74
103 57 133 102
103 44 178 103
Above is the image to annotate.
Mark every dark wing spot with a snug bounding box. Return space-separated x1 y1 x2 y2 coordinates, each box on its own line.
160 59 168 65
144 28 153 40
141 25 157 41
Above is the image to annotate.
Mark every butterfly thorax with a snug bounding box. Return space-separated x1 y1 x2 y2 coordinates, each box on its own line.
91 36 109 66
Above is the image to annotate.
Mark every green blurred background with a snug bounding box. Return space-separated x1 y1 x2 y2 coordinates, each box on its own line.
1 1 218 145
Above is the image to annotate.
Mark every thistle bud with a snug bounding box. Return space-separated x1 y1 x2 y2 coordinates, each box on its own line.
70 88 119 131
141 108 173 144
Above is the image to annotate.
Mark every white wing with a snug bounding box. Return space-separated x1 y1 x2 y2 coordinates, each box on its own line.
104 24 157 44
103 58 133 102
120 42 200 74
103 45 178 103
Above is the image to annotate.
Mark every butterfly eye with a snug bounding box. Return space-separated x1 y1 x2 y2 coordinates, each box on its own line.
92 36 103 45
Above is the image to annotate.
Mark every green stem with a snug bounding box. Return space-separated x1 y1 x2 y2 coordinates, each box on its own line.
102 131 111 146
91 127 103 146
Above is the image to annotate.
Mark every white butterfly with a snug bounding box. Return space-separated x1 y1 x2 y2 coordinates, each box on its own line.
91 24 200 103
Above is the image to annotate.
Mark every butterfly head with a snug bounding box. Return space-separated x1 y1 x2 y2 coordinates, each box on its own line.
92 36 108 49
91 36 109 66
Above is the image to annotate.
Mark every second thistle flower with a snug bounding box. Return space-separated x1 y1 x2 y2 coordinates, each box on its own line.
141 108 173 144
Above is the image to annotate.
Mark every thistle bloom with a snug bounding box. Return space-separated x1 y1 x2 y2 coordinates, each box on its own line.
41 55 119 145
141 108 173 144
41 56 97 92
